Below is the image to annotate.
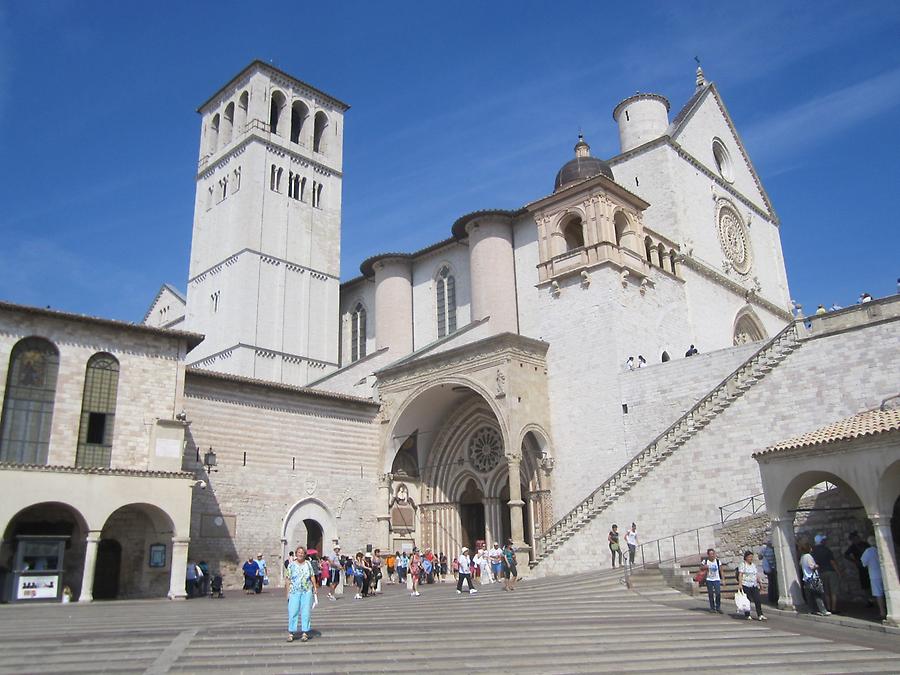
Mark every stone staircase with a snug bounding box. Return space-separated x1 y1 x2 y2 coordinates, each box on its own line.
532 321 802 569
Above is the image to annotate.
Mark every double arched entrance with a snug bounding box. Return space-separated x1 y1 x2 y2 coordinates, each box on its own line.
379 374 554 562
1 500 180 601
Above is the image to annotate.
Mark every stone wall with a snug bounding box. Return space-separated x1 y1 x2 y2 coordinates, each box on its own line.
532 305 899 577
183 371 381 589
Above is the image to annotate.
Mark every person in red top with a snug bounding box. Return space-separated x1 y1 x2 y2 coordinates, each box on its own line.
409 548 421 597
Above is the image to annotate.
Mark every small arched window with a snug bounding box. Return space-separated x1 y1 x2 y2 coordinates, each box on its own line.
657 243 667 271
270 90 287 136
350 304 367 362
661 351 670 362
313 111 328 152
315 182 323 208
208 114 220 154
222 102 234 145
291 101 309 144
561 216 585 252
0 337 60 465
75 353 120 468
614 211 630 247
236 91 249 132
669 250 678 275
232 166 241 192
300 176 307 202
644 236 654 264
435 266 457 338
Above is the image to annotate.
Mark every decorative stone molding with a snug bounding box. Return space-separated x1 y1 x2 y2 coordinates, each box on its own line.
580 270 590 288
550 280 561 298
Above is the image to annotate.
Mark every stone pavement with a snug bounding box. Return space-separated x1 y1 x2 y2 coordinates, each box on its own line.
1 571 900 674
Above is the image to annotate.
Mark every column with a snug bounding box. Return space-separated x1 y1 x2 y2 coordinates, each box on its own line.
771 516 802 610
168 537 190 600
78 530 102 603
376 474 392 550
505 453 530 566
871 514 900 627
483 498 500 548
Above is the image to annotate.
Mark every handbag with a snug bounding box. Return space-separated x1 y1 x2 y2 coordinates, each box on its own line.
734 590 751 613
610 542 620 551
804 571 824 594
693 569 707 584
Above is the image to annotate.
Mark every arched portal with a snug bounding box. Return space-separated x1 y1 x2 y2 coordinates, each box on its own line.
282 499 337 563
2 502 88 600
98 503 175 599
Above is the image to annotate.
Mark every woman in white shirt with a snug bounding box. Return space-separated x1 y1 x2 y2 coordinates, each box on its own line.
799 541 829 615
737 550 766 620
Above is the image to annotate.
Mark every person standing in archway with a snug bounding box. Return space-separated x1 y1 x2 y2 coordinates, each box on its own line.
286 547 317 643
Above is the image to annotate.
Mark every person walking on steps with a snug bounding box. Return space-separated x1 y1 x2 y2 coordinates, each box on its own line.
701 548 723 613
608 524 622 568
456 547 477 594
502 540 518 591
409 548 422 597
625 523 638 567
286 547 317 643
738 550 766 621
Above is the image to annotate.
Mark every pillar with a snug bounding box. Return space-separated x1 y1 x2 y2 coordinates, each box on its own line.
484 498 501 548
871 514 900 627
78 530 102 603
168 537 190 600
376 474 392 550
467 216 517 334
771 516 802 610
505 453 530 566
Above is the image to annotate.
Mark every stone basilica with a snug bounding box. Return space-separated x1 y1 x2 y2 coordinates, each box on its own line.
2 60 897 603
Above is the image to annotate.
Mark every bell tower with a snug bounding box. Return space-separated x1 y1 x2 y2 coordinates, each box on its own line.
184 61 348 385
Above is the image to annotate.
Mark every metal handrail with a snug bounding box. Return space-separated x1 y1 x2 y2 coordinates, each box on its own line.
719 493 766 523
541 320 800 544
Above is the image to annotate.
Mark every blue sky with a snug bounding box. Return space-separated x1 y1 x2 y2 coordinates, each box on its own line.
1 1 898 322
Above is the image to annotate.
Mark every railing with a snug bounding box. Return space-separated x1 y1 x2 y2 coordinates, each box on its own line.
620 523 719 574
539 320 800 550
719 493 765 523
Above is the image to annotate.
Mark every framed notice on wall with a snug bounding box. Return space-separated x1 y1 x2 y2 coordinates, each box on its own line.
149 544 167 568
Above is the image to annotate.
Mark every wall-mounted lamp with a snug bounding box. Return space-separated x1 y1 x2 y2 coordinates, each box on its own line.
204 447 218 473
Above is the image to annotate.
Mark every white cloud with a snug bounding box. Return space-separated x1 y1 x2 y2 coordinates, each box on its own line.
743 66 900 164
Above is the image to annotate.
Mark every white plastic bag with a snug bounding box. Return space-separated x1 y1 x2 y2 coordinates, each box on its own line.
734 590 751 613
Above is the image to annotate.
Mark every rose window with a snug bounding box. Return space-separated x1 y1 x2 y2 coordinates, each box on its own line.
717 202 752 274
468 427 503 473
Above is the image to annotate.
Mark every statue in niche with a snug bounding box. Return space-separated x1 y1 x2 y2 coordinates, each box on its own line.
389 482 417 534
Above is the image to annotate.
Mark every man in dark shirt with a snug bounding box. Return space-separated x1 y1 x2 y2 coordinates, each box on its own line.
843 532 872 604
812 534 841 612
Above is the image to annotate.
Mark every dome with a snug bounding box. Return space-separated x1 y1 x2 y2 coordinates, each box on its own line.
554 135 614 192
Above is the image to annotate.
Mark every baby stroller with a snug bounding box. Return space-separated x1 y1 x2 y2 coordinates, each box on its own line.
210 574 224 598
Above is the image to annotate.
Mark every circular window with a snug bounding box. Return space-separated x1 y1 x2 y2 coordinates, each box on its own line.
712 139 734 183
467 426 503 473
716 200 752 274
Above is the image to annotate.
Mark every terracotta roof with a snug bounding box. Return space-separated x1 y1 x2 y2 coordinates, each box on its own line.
0 462 194 480
0 299 205 350
755 407 900 457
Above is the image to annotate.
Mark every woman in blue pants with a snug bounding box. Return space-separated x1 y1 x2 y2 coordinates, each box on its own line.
286 547 317 642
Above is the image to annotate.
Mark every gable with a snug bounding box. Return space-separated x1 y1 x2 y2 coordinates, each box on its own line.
143 284 187 328
670 85 776 221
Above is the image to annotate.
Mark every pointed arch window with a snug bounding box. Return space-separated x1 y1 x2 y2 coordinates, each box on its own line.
75 353 119 468
436 266 457 338
0 337 60 464
350 303 367 362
